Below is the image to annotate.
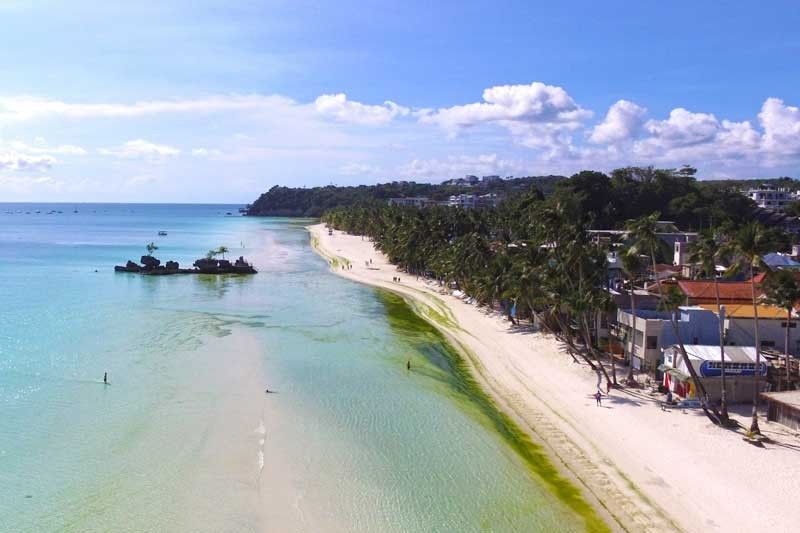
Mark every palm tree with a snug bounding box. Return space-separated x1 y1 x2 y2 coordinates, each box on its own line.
688 229 730 422
626 213 720 424
722 222 773 435
146 242 158 256
216 246 230 260
762 270 800 387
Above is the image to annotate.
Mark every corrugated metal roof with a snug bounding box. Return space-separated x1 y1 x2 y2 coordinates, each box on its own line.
696 303 788 319
666 344 759 363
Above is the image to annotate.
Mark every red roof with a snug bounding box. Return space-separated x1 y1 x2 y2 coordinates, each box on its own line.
677 280 760 301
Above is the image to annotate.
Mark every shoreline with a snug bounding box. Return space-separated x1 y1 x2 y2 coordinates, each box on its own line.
308 223 800 533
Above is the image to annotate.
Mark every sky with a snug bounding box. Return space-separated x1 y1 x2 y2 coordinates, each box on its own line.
1 1 799 203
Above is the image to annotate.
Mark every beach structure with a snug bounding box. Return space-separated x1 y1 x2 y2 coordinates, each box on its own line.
614 306 720 374
760 391 800 431
662 344 768 402
694 303 798 355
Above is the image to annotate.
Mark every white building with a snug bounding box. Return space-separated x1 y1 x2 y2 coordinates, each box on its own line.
743 185 798 212
388 197 434 208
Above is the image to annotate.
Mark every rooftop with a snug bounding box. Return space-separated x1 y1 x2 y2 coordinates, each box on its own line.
677 280 761 300
760 390 800 410
669 344 759 364
696 303 788 319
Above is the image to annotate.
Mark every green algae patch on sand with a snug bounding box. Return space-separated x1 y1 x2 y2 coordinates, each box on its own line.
378 290 610 533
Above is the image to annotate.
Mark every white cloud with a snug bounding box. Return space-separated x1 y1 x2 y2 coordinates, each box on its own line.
397 154 526 179
0 94 297 122
100 139 180 159
759 97 800 157
420 82 592 132
0 152 56 172
314 93 409 125
589 100 647 144
6 140 87 155
338 162 383 176
191 148 209 157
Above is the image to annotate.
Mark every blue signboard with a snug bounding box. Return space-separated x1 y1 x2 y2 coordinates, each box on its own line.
699 360 767 377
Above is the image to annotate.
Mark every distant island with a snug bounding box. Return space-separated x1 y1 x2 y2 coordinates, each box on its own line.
244 175 564 217
115 243 256 275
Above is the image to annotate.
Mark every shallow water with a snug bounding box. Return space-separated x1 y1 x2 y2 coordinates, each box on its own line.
0 204 593 532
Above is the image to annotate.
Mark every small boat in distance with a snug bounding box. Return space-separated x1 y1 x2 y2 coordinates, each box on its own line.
158 231 168 236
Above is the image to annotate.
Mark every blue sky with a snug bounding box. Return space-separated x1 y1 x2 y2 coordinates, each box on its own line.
1 1 799 202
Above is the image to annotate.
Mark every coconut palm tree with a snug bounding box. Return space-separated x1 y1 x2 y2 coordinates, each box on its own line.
721 222 773 434
762 269 800 387
146 242 158 255
626 213 720 424
688 229 730 422
216 246 230 260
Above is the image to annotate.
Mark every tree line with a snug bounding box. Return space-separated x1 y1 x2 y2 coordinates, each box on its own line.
322 167 797 436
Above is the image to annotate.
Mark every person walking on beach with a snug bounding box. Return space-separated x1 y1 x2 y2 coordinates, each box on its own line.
594 391 602 406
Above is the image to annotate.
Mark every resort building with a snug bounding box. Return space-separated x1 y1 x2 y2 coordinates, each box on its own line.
387 197 436 208
742 185 797 212
447 193 503 209
662 344 768 402
614 306 720 374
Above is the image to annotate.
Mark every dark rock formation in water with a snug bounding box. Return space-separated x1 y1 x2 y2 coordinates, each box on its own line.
115 255 256 275
192 256 256 274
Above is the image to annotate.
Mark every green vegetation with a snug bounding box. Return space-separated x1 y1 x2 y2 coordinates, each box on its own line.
245 176 562 217
323 166 791 431
145 242 158 255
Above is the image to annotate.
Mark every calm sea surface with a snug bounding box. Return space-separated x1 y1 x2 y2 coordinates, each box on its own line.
0 203 586 532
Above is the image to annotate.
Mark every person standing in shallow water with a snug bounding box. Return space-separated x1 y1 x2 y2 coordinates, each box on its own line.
103 372 108 385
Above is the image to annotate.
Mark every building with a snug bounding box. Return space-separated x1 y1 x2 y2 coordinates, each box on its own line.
674 280 760 306
387 197 436 208
662 344 768 402
762 252 800 270
761 391 800 431
742 185 797 212
481 175 502 183
588 225 697 250
448 194 477 209
614 306 720 374
696 303 798 355
447 193 503 209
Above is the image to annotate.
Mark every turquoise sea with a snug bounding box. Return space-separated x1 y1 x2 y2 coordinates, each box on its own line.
0 204 589 532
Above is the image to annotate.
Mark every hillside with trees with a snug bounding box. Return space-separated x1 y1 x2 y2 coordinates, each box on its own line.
245 176 565 217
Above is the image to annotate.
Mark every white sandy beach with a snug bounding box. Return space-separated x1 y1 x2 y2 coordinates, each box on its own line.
309 223 800 533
